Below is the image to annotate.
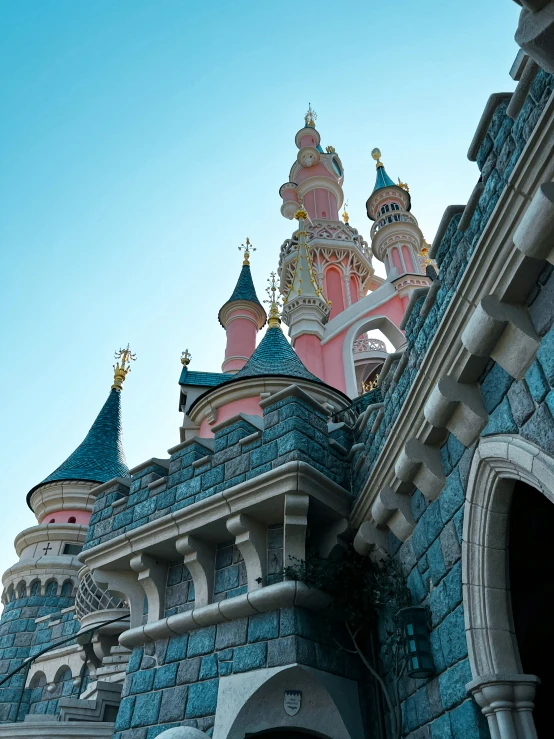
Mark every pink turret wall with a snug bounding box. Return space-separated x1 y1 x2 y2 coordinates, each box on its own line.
294 333 324 378
325 267 345 319
222 306 259 373
41 509 91 525
199 396 262 438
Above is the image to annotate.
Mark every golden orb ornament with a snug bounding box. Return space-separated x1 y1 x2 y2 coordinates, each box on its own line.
371 147 381 161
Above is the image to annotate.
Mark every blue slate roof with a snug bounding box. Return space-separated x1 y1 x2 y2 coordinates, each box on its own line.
227 265 262 306
28 388 129 503
373 164 396 192
179 368 233 387
231 326 322 383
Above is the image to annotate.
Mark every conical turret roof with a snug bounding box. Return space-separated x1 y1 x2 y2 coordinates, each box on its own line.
28 388 129 502
373 163 396 192
231 325 322 383
227 264 262 306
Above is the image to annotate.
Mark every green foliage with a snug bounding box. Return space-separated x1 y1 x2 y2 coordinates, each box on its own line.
283 547 411 632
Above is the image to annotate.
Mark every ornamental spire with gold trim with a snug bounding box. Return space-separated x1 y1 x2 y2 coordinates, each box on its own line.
112 344 136 391
264 272 282 329
304 103 317 128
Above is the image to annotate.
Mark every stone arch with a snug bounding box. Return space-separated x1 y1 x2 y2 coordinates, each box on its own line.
29 579 41 597
16 580 27 599
342 314 405 398
215 664 364 739
44 578 59 597
61 579 74 598
29 671 46 690
462 434 554 738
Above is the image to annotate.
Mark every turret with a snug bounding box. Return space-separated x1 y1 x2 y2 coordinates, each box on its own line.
279 105 344 222
281 204 331 377
365 148 426 279
218 240 266 374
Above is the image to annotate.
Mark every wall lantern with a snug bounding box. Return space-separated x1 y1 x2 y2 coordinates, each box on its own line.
397 606 435 679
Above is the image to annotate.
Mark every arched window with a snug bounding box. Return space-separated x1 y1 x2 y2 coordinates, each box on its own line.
68 516 76 524
390 202 400 211
16 582 27 599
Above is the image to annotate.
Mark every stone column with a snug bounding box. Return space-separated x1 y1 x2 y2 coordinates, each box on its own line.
467 674 540 739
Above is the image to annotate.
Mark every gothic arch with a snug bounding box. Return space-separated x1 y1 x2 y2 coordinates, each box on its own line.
342 314 405 398
462 434 554 738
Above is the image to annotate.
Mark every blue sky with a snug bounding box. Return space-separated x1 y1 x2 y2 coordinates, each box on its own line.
0 0 519 580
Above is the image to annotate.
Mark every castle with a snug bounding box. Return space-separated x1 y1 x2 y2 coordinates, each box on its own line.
1 4 554 738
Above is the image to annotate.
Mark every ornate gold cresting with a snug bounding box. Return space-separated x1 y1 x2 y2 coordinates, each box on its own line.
305 103 317 128
325 145 335 153
342 200 349 224
371 147 384 169
238 237 256 265
397 177 410 192
264 272 282 328
181 349 192 366
418 239 432 266
112 344 136 390
362 374 380 393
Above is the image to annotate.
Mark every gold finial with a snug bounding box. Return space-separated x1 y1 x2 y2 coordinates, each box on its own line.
181 349 192 366
397 177 410 193
304 103 317 128
325 145 335 154
264 272 282 329
342 200 349 224
238 237 256 265
112 344 136 391
294 194 308 221
371 147 384 169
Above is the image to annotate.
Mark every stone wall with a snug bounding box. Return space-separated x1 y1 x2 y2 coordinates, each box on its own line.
0 585 79 722
112 607 363 739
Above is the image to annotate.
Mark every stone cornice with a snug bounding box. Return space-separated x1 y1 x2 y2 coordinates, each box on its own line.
119 580 330 649
188 375 350 426
15 523 88 557
29 480 99 521
351 92 554 529
80 461 351 571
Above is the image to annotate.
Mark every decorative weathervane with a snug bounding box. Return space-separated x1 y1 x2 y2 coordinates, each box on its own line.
342 200 349 224
238 237 256 265
305 103 317 128
264 272 282 328
112 344 136 391
181 349 192 366
371 147 383 168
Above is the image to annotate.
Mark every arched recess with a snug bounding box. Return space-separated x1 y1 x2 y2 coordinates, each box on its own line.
342 315 405 398
325 266 345 319
214 664 364 739
462 434 554 739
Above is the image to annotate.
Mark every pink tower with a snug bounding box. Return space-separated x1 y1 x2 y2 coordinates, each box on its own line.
218 240 266 374
278 109 431 397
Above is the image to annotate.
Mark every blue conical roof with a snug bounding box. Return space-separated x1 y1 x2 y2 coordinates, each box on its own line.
373 164 396 192
232 326 322 383
218 264 266 328
227 264 262 306
28 388 129 502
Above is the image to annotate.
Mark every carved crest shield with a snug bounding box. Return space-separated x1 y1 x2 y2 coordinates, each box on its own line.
284 690 302 716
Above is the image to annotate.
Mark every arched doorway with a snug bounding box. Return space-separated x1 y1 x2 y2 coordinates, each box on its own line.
509 481 554 735
462 435 554 739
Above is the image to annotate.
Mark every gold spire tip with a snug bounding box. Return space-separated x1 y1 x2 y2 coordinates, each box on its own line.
342 200 349 224
263 272 282 329
181 349 192 366
112 344 136 390
304 103 317 128
238 237 256 265
371 147 383 168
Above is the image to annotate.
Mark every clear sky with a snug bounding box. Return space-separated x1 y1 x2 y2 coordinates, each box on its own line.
0 0 520 584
